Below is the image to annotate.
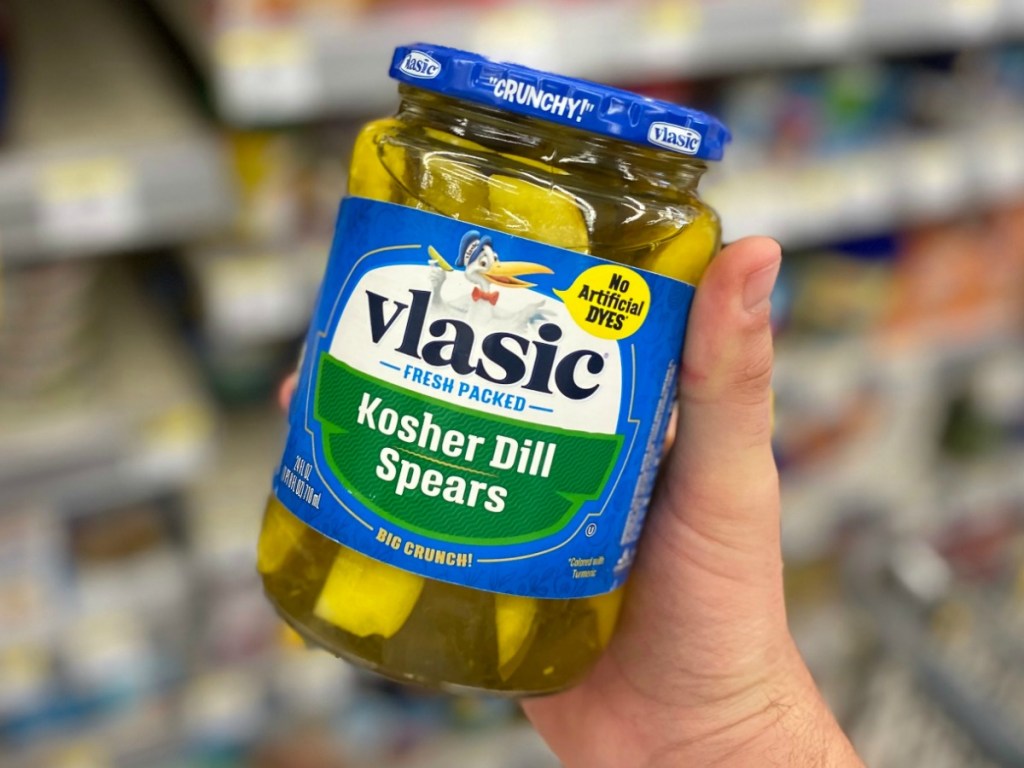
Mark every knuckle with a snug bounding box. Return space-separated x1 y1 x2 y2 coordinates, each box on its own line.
727 338 774 406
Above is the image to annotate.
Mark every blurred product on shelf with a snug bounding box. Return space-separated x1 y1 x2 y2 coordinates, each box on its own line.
182 668 270 762
842 510 1024 766
772 203 1024 362
708 46 1024 165
782 236 897 336
781 208 1023 357
0 261 100 396
2 0 234 265
885 224 1021 349
190 243 328 344
0 499 186 761
0 272 216 511
0 506 64 656
770 200 1024 560
702 45 1024 243
969 348 1024 445
179 128 351 401
229 129 349 246
849 663 1001 768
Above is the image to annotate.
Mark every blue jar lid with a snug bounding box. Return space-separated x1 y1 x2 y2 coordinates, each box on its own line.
390 43 731 162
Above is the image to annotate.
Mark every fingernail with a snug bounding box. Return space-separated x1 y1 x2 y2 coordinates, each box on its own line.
743 261 780 314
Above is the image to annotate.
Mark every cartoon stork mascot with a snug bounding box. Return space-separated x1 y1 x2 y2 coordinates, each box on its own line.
428 230 553 331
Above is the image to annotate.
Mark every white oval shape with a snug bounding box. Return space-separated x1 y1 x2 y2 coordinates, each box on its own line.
647 122 702 155
331 264 622 433
399 51 441 80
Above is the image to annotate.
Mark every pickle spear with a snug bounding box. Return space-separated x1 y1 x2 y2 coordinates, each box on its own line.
418 153 490 220
495 593 539 680
636 204 720 284
411 127 491 221
488 175 589 251
349 118 407 202
314 548 425 639
588 590 624 648
257 503 308 575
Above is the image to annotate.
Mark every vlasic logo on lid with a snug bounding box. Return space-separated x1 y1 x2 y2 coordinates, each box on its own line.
398 50 442 79
647 122 702 155
389 43 731 162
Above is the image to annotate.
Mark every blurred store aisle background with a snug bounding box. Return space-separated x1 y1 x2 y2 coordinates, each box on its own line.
2 1 1024 766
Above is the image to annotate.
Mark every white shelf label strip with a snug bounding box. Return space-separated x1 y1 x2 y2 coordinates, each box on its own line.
38 158 142 248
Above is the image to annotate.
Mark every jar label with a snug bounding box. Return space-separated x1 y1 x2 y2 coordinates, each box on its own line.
275 197 695 598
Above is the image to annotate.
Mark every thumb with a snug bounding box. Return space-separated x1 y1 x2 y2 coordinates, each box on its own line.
662 236 782 563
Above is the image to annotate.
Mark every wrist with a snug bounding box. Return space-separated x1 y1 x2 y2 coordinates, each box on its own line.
644 639 862 768
740 664 862 768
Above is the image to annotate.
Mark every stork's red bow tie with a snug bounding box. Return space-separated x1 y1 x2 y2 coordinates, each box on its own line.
472 287 499 305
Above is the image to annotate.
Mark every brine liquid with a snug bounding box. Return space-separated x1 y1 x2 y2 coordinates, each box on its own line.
260 498 623 694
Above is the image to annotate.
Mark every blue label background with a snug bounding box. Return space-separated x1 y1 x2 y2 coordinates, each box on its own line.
274 197 696 598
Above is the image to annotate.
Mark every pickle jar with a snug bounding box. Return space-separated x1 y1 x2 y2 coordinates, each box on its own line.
258 43 730 695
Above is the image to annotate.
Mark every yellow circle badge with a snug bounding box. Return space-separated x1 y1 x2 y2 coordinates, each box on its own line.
555 264 651 340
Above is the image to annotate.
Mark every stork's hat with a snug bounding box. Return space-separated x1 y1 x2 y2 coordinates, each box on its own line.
457 230 493 268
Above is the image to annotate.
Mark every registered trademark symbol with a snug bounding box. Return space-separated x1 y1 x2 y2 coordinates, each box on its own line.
585 523 598 537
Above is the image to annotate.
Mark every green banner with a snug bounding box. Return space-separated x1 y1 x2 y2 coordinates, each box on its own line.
315 354 622 545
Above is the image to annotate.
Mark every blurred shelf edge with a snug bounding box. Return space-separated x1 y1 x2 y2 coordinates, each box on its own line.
0 277 216 513
0 139 235 266
781 445 1024 563
1 0 236 266
151 0 1024 126
709 116 1024 246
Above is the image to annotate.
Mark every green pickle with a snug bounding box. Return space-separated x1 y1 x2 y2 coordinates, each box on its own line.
347 118 408 204
488 176 589 251
259 49 726 695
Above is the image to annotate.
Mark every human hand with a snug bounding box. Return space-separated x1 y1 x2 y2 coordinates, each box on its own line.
277 237 862 767
522 237 862 767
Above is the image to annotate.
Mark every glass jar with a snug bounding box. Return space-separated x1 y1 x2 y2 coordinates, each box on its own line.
258 44 730 695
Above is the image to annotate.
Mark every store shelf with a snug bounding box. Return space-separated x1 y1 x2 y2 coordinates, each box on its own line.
152 0 1024 125
186 241 328 346
709 117 1024 247
0 279 216 512
774 318 1024 563
1 0 234 265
